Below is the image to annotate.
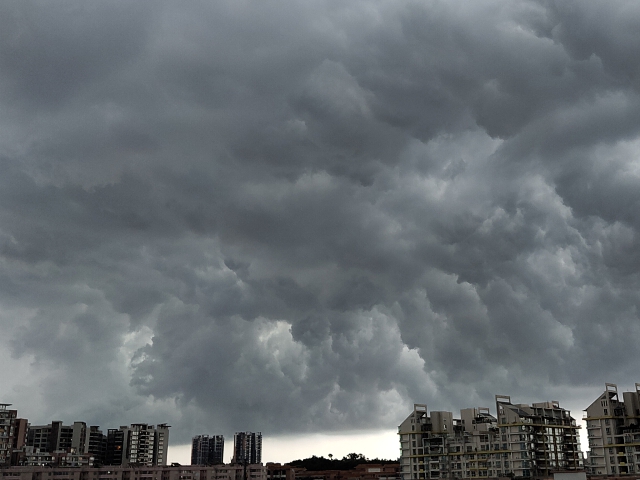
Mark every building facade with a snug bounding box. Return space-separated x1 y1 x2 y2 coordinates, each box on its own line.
26 421 89 455
399 397 582 480
192 435 225 465
104 424 170 467
232 432 262 465
0 464 266 480
87 426 107 465
266 463 401 480
584 383 640 476
106 429 126 466
0 404 25 467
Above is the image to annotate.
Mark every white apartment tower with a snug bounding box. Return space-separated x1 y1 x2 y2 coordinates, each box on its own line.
584 383 640 476
399 397 582 480
125 423 170 467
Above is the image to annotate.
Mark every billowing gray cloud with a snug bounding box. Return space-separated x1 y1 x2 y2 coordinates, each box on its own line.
1 0 640 448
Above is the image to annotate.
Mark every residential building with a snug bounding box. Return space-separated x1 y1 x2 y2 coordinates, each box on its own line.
87 426 107 465
0 404 21 466
266 463 401 480
26 421 88 454
584 383 640 476
127 423 156 466
399 397 582 480
105 428 126 466
154 423 170 466
10 418 29 465
192 435 225 465
495 395 582 477
0 463 266 480
104 424 170 467
233 432 262 465
14 446 56 467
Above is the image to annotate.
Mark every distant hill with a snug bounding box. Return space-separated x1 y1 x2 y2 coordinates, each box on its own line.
287 454 398 471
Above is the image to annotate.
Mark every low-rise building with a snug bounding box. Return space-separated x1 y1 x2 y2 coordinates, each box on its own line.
266 463 399 480
0 464 266 480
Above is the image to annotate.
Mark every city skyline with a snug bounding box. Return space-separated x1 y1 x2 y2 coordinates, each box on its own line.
6 382 640 468
1 0 640 464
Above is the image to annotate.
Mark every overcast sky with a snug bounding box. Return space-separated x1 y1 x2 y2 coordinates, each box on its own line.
1 0 640 462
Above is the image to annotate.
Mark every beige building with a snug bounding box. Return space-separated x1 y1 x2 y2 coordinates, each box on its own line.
399 396 582 480
106 423 170 467
584 383 640 476
0 464 266 480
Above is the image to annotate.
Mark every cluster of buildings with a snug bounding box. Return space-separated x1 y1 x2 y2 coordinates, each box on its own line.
190 432 262 466
3 382 640 480
0 405 169 468
0 403 263 472
398 383 640 480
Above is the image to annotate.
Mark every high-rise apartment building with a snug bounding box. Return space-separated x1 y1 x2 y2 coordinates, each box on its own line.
154 424 170 467
27 421 88 454
192 434 224 465
87 426 107 465
104 424 170 467
584 383 640 476
106 428 126 466
0 404 23 466
233 432 262 465
399 396 582 480
127 424 156 466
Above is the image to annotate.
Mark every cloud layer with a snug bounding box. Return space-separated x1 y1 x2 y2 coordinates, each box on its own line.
2 0 640 444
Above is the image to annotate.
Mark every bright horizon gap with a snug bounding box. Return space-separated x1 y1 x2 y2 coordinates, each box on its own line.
167 430 400 465
168 423 590 466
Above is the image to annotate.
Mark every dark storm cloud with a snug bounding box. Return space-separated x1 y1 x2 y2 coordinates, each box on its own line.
2 0 640 444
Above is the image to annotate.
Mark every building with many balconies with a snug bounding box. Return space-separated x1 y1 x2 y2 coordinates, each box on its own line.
399 396 582 480
0 463 266 480
0 404 25 467
584 383 640 476
103 423 170 467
